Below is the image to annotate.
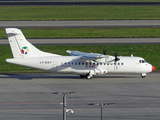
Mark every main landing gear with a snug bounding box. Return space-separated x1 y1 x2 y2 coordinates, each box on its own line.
80 71 94 79
86 73 92 79
80 73 93 79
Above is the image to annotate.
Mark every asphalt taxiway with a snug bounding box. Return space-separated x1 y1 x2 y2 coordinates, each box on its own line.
0 72 160 120
1 20 160 28
0 1 160 6
0 38 160 45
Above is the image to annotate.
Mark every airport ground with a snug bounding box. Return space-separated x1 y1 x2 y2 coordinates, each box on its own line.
0 2 159 120
1 20 160 28
0 72 160 120
0 1 160 6
1 38 160 45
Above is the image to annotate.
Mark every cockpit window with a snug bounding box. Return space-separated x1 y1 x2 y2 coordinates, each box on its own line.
139 60 146 63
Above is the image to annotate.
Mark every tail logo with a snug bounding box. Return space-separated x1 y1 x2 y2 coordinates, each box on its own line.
21 46 29 54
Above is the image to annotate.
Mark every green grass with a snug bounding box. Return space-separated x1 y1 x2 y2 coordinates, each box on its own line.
0 6 159 20
1 28 160 39
1 44 160 73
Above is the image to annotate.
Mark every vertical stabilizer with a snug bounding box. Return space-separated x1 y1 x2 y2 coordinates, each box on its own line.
6 28 60 58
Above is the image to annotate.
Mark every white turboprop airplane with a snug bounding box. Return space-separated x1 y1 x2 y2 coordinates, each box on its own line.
5 28 155 79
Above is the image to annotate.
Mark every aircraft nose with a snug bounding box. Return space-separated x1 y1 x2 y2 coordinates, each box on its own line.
152 66 156 71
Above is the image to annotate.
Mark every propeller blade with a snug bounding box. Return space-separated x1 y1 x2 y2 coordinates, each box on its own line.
103 49 106 55
114 51 120 62
103 49 107 63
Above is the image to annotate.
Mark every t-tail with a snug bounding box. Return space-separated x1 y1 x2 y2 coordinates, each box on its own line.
5 28 60 59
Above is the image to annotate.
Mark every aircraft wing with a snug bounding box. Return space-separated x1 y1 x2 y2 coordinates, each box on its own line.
66 50 105 60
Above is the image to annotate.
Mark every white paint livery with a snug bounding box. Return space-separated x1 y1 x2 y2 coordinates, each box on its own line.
6 28 155 79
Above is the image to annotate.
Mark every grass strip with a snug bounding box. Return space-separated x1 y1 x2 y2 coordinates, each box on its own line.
1 28 160 38
0 6 159 20
0 44 159 73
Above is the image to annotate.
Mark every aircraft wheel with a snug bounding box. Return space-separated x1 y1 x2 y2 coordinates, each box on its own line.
80 75 86 78
86 74 91 79
141 75 146 78
141 73 146 78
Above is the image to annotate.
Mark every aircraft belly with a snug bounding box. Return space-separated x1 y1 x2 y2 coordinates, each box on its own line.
72 70 89 75
57 67 72 74
6 58 53 71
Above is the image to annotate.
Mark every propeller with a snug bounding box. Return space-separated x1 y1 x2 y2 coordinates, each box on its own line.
103 49 107 63
114 51 120 70
114 51 120 62
103 49 106 55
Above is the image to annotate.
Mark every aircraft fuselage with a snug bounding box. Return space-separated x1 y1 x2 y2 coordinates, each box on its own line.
6 55 153 76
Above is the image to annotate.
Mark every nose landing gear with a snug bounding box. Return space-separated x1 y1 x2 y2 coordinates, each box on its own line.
141 73 146 78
